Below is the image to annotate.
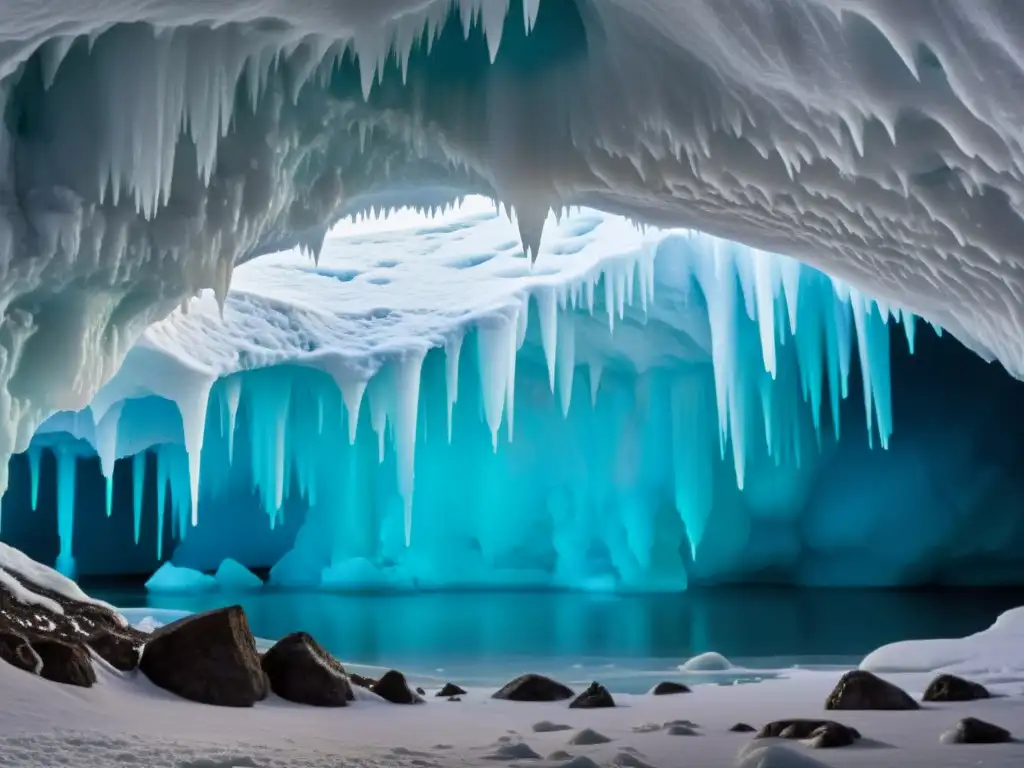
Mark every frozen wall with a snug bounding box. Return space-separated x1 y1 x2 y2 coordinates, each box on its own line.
3 203 1023 590
8 0 1024 512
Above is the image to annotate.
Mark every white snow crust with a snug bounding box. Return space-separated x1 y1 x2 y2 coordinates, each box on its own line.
0 541 123 620
0 0 1022 494
0 604 1022 766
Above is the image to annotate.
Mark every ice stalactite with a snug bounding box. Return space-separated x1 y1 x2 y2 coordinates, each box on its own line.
54 448 77 577
444 332 464 444
132 452 146 545
393 350 426 545
221 378 241 466
27 448 42 512
10 235 926 589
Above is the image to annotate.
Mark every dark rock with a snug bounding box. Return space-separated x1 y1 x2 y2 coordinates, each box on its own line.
923 674 990 703
808 722 858 749
416 686 426 695
651 681 690 695
570 681 615 709
758 719 860 749
371 669 423 704
437 682 467 697
0 630 39 673
943 717 1012 745
350 672 376 688
0 571 144 645
448 696 462 702
825 670 919 710
260 631 353 707
87 628 142 672
492 673 574 702
139 606 267 707
33 638 96 687
729 723 756 733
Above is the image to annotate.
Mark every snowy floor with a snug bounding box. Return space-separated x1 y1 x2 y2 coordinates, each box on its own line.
2 650 1024 768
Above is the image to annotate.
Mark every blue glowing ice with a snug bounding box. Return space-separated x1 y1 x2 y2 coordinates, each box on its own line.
7 201 930 590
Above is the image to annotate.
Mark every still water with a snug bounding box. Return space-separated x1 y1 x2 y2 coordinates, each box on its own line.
90 584 1024 693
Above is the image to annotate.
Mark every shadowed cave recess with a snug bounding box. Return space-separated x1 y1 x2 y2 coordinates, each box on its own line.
3 0 1024 594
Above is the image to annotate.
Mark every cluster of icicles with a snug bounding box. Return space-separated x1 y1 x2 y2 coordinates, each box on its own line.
16 233 927 577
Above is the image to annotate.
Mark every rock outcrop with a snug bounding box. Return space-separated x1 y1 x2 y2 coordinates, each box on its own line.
139 606 268 707
825 670 919 710
492 673 574 702
261 631 354 706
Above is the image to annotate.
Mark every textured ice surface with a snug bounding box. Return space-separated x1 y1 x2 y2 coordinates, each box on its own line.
6 200 955 590
1 0 1024 502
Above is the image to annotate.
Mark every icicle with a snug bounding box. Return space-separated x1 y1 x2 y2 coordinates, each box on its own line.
444 331 464 443
902 310 917 353
156 448 168 560
671 374 715 558
105 472 114 519
753 255 780 378
132 452 146 545
393 350 426 546
337 374 368 446
507 305 521 442
27 447 42 511
476 314 516 451
173 380 213 526
481 0 509 62
512 202 548 262
55 449 77 577
222 377 241 464
535 289 558 392
93 401 123 485
557 313 576 417
588 358 604 407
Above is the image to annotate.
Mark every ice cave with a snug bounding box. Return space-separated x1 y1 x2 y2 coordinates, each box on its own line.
2 0 1024 596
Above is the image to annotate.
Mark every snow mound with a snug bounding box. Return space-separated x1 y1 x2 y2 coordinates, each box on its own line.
680 652 734 672
736 744 833 768
860 606 1024 677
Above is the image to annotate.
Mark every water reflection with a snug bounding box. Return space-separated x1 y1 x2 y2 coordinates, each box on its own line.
91 585 1024 691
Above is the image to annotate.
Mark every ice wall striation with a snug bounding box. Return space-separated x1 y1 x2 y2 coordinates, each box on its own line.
4 0 1024 499
5 203 943 589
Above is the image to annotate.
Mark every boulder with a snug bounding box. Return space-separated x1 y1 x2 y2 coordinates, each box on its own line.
437 682 467 697
757 719 859 749
371 669 423 704
260 631 353 707
922 674 989 703
651 681 690 695
0 630 39 673
492 673 574 702
34 638 96 687
825 670 918 710
570 681 615 709
87 628 142 672
942 717 1012 745
139 606 267 707
729 723 756 733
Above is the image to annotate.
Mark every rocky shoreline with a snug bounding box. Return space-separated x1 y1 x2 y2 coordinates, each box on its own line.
0 564 1016 752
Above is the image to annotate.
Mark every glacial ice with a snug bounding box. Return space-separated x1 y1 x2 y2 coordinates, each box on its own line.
3 0 1024 511
2 200 949 591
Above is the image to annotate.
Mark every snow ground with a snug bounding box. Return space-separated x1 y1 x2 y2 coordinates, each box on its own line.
2 610 1024 767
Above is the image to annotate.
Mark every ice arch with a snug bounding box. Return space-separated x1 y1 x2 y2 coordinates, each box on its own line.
3 0 1024 496
5 203 1023 591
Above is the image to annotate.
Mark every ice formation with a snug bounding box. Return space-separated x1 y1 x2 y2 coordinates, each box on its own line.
2 0 1024 511
4 200 967 591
